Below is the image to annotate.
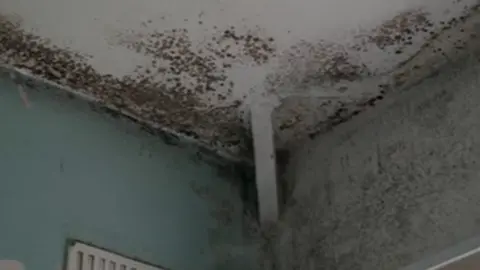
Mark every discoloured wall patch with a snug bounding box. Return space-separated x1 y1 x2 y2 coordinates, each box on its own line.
272 2 480 206
271 51 480 269
412 88 454 128
189 174 260 270
272 89 387 150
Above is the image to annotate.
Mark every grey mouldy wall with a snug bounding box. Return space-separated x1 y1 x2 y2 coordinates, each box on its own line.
0 69 258 270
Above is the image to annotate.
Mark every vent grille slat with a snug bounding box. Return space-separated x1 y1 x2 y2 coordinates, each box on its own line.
77 252 84 270
88 255 95 270
66 242 164 270
82 253 89 270
109 261 116 270
98 258 106 270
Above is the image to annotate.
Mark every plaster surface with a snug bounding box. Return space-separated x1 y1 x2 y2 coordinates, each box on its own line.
268 32 480 270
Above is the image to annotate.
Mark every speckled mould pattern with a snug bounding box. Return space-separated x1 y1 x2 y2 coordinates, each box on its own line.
0 15 277 159
0 4 479 159
272 4 480 150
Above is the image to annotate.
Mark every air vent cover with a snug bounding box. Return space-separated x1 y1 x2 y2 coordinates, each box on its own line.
66 242 164 270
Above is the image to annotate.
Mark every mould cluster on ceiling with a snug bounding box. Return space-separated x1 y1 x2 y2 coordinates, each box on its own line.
271 4 480 150
353 9 434 52
0 14 276 160
1 3 478 159
266 8 439 100
266 39 371 95
110 25 276 104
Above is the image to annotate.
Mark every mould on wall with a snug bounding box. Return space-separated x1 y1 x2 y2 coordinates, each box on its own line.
412 88 454 129
3 2 480 163
272 92 386 150
189 169 259 270
268 50 480 269
0 13 268 160
0 15 264 253
2 63 256 174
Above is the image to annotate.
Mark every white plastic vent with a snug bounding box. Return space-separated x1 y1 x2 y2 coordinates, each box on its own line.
66 242 164 270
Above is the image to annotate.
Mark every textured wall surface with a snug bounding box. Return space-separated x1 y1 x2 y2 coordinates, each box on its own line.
0 0 479 157
0 73 256 270
267 34 480 270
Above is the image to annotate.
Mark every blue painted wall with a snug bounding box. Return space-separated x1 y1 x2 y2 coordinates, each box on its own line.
0 73 253 270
